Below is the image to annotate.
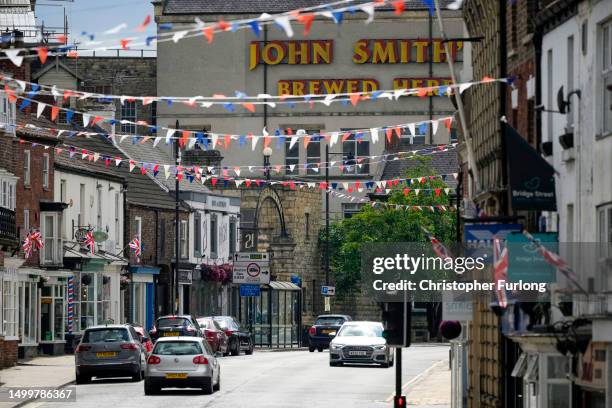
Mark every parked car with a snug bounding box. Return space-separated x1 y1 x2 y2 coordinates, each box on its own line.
197 317 229 356
329 321 393 367
144 336 220 395
131 324 154 353
149 315 202 342
308 314 352 352
212 316 253 356
75 324 148 384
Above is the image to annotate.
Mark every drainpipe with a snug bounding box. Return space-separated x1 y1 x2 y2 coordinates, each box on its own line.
428 12 434 144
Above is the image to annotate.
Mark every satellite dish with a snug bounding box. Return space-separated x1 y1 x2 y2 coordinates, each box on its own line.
557 86 569 114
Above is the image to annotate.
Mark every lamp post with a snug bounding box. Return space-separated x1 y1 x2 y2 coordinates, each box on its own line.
174 120 181 315
263 147 272 181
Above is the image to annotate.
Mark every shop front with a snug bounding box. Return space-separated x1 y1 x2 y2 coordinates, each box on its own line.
128 266 158 330
39 272 71 355
234 281 301 348
178 269 192 315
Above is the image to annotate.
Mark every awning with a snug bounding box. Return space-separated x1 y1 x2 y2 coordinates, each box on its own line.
267 281 301 291
129 266 160 275
64 245 127 265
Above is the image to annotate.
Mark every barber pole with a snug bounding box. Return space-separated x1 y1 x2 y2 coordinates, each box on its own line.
67 275 74 334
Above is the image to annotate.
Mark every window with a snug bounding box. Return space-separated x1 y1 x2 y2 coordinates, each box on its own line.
305 213 310 240
0 176 16 210
342 134 370 175
23 150 30 186
134 216 142 240
79 184 85 226
598 204 612 243
120 101 137 134
401 126 426 144
0 92 16 135
96 186 102 230
1 277 18 338
60 179 67 203
114 193 120 243
547 49 554 142
567 35 575 129
342 203 364 219
41 153 49 188
566 204 574 242
306 137 321 175
229 217 236 255
1 180 7 208
285 136 299 175
40 213 62 265
23 209 29 236
210 214 218 258
194 213 202 257
601 20 612 134
180 220 188 259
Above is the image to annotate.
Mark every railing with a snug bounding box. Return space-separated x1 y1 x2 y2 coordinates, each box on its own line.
573 293 612 316
0 207 17 244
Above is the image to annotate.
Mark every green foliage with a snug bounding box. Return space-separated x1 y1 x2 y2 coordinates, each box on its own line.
320 156 457 299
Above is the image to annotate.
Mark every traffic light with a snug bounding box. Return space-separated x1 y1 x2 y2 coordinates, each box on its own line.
381 301 411 347
394 395 407 408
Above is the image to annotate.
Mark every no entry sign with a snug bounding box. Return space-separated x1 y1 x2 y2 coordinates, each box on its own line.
233 252 270 284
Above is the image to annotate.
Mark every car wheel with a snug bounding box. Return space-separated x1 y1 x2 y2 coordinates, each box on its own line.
75 373 90 384
317 346 323 352
213 371 221 391
132 365 143 382
245 341 254 355
201 377 214 394
389 358 394 368
309 346 315 352
329 361 338 367
144 380 159 395
230 340 240 356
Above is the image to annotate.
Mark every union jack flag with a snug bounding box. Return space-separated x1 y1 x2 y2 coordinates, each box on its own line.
84 231 95 255
22 230 44 258
493 238 509 308
421 226 453 260
129 236 141 260
522 230 587 295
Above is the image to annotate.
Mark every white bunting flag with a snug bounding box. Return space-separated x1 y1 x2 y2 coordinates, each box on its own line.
330 132 339 147
82 114 91 127
274 16 294 37
166 128 176 144
234 168 241 176
360 5 375 23
93 153 100 162
408 123 416 137
188 137 197 150
432 120 439 136
370 128 379 144
172 30 188 43
163 165 171 179
36 103 45 119
104 23 127 35
4 49 23 67
211 134 218 148
153 137 162 147
323 94 335 106
14 80 26 92
459 83 473 94
235 179 244 187
289 164 296 173
120 135 129 144
251 135 259 151
289 135 298 150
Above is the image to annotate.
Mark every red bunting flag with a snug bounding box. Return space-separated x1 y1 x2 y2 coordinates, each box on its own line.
386 128 393 143
224 135 231 149
444 117 453 131
202 27 214 44
349 94 360 106
179 130 189 148
120 39 131 50
135 15 151 32
435 188 442 197
56 34 67 44
392 1 405 15
342 132 352 142
304 135 311 148
242 103 255 113
211 178 218 186
217 20 231 31
51 106 59 121
37 47 48 64
403 188 411 196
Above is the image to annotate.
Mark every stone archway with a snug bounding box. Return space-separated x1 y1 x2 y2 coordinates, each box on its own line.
253 186 289 241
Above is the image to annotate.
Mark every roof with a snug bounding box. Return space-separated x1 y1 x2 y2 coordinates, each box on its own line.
32 59 83 81
163 0 457 14
0 0 40 44
381 141 459 189
116 139 212 195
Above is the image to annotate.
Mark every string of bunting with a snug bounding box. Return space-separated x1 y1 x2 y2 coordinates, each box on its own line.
14 136 458 192
0 0 463 66
328 189 456 212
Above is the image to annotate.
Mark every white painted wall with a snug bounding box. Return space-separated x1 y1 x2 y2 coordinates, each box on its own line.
53 169 124 253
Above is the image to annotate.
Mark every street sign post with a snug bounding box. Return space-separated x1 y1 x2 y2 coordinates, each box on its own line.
239 284 261 297
233 252 270 284
321 286 335 296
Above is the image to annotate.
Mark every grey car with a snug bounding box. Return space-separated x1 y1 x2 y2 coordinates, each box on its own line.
75 324 147 384
329 321 394 367
144 336 220 395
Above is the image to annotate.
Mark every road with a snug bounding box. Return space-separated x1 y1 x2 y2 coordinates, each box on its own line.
30 345 449 408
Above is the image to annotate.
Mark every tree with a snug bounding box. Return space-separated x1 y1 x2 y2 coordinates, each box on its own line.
321 156 457 299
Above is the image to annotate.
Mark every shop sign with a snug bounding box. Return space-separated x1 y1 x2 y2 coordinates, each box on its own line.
507 232 558 283
178 269 192 285
464 223 523 263
92 231 108 243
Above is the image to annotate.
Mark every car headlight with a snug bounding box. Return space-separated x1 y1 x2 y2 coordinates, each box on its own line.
330 343 344 350
374 345 386 350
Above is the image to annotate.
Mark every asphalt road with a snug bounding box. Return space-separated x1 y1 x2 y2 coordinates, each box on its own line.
30 345 449 408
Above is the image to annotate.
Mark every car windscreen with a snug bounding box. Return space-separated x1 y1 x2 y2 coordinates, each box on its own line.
337 325 383 338
153 341 203 355
198 319 213 329
214 318 238 330
157 317 190 328
83 328 130 343
315 317 346 326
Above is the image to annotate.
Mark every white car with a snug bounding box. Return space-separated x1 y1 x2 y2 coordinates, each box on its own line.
329 321 394 367
144 336 221 394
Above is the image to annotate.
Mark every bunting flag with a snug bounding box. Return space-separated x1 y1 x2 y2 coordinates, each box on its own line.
421 226 453 261
84 231 96 255
493 238 509 308
22 230 44 258
129 236 142 261
522 230 588 295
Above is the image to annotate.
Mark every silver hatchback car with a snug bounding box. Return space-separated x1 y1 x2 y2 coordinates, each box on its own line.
75 324 147 383
144 336 220 395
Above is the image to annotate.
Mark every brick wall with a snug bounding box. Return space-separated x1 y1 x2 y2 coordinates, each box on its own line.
0 337 18 368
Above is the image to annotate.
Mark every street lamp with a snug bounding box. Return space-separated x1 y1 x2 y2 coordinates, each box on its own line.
263 146 273 181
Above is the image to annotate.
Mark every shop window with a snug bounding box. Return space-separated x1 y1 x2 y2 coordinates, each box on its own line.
342 134 369 175
133 282 146 326
19 281 37 345
78 272 113 330
41 284 65 342
1 277 18 338
40 212 62 266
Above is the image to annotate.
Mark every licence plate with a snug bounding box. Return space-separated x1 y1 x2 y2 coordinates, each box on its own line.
349 351 367 356
321 329 334 334
163 332 179 336
165 373 188 379
95 352 117 358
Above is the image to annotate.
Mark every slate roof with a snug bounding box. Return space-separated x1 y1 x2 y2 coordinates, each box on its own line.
54 131 187 211
115 139 212 194
163 0 457 14
382 140 459 189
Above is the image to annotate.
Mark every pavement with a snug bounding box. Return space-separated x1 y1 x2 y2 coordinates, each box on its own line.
0 345 450 408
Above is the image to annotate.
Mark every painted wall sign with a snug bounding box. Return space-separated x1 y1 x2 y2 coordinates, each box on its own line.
249 40 334 70
352 39 463 64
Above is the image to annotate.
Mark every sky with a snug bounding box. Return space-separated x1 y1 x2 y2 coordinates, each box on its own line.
35 0 156 54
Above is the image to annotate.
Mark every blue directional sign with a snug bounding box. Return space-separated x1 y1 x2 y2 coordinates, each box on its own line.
240 284 261 297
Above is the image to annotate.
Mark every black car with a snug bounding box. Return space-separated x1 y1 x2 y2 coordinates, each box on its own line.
213 316 253 356
308 314 352 352
149 315 202 342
